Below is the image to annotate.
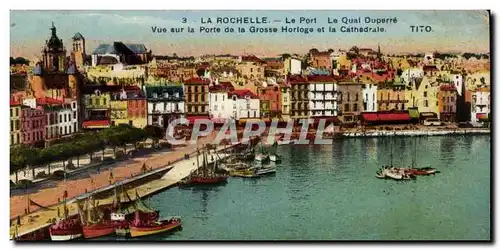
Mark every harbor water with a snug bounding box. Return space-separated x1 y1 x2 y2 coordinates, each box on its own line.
100 135 491 240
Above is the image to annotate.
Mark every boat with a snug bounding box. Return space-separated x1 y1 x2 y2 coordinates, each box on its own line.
269 154 280 162
49 213 83 241
254 166 276 176
183 147 228 185
277 138 294 145
113 190 160 237
255 153 269 162
129 213 182 238
49 191 83 241
80 196 124 239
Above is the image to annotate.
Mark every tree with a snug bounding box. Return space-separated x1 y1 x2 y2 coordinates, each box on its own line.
144 125 165 147
349 46 359 54
308 48 319 55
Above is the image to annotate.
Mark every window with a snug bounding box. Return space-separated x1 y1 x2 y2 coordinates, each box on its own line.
129 120 133 126
10 120 13 132
254 110 257 117
424 100 428 107
423 92 427 97
64 114 67 123
215 95 217 102
72 102 76 109
103 98 107 105
96 99 100 106
354 103 358 112
16 134 19 143
73 124 77 133
347 93 350 102
16 120 20 130
194 95 198 102
60 127 63 135
188 106 192 113
64 126 67 135
10 109 12 117
355 93 359 101
201 94 205 102
73 111 77 119
344 103 350 112
250 68 253 73
248 111 250 117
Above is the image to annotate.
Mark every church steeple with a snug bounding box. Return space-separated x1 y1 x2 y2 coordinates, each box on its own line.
42 22 66 72
377 44 381 58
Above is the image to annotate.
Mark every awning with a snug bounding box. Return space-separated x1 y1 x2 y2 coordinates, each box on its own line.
361 112 411 123
408 109 420 119
186 116 210 124
476 113 489 121
82 120 110 128
311 116 341 125
210 118 229 124
420 112 437 117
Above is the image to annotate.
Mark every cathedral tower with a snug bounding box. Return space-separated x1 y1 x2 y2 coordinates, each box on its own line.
71 32 86 70
42 22 67 72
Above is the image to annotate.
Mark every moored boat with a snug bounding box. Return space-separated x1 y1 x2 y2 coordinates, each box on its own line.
128 210 181 238
255 153 269 162
49 216 83 241
255 166 276 176
269 154 281 162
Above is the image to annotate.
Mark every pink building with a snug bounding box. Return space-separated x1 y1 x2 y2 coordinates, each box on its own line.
21 106 46 145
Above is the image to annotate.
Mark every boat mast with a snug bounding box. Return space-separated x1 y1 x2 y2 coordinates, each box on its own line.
195 147 200 176
389 138 393 167
412 138 417 168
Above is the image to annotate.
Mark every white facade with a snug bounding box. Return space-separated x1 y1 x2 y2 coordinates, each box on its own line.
230 95 260 120
57 107 77 136
285 58 302 75
362 83 378 112
307 82 338 117
471 90 490 124
209 92 232 120
147 100 185 126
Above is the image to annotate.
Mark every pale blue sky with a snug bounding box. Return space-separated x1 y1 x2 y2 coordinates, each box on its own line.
10 10 490 59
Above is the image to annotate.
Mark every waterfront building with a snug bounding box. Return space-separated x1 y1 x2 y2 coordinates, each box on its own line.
337 80 363 123
330 50 352 75
183 77 209 123
471 87 490 124
377 82 407 111
400 68 424 85
110 86 147 128
280 82 291 122
362 82 378 112
208 80 235 124
145 84 185 129
413 76 440 118
283 57 302 75
81 85 112 129
21 106 46 145
91 42 151 67
438 84 457 122
307 75 339 117
229 89 260 124
288 75 309 120
257 85 282 121
10 100 22 145
263 58 284 77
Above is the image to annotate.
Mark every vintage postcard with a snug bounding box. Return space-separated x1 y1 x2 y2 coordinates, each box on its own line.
9 10 490 241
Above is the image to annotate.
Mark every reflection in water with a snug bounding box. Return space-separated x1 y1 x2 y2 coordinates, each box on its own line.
133 135 490 240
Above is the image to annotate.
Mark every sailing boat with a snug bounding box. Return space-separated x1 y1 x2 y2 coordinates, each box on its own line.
80 195 117 239
49 178 83 241
406 138 439 176
184 147 228 185
375 138 409 180
128 190 181 238
255 142 270 163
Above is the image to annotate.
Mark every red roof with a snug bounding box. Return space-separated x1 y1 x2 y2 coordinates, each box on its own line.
10 99 20 106
230 89 258 99
308 75 335 82
287 75 308 84
440 84 457 91
361 112 411 122
423 65 438 71
209 82 235 92
82 120 110 128
36 97 64 106
184 77 209 84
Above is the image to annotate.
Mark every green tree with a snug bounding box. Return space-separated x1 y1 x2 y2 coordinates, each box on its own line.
144 125 165 147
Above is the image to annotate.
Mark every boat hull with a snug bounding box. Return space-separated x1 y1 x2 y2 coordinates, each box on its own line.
188 176 228 185
129 221 182 238
82 223 117 239
50 233 82 241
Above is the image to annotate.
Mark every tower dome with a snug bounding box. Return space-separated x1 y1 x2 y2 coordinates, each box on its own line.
46 22 63 52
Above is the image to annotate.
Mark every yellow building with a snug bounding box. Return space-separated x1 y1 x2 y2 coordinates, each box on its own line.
110 98 128 126
377 83 407 111
10 101 21 145
412 76 440 116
